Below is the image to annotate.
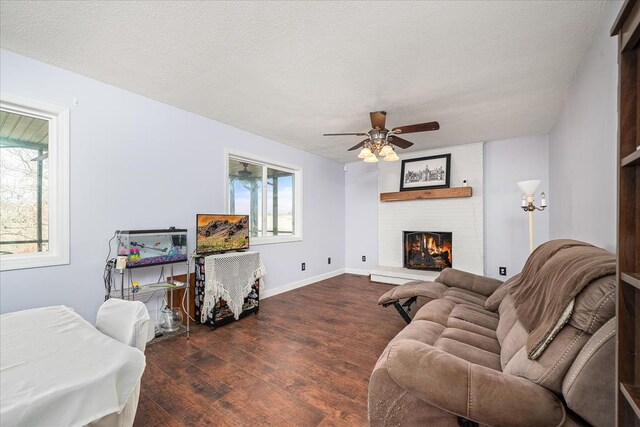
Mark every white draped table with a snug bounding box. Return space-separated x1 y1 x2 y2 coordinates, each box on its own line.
0 306 145 427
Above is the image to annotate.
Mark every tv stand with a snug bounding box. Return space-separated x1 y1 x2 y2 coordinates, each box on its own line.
194 251 264 329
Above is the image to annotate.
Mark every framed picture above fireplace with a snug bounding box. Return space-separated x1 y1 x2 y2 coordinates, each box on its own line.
400 153 451 191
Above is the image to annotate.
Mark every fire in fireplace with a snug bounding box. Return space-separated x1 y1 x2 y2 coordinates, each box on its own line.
403 231 452 271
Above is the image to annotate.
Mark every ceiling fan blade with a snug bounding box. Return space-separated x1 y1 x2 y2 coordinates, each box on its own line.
348 139 369 151
323 132 368 136
370 111 387 130
388 136 413 149
392 121 440 134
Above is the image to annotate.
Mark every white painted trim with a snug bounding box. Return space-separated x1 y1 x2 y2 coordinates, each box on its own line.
225 148 302 172
223 148 303 243
261 269 345 299
344 268 370 276
250 236 302 246
0 93 70 271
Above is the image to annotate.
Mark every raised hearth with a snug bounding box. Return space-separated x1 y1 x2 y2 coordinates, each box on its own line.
370 266 440 285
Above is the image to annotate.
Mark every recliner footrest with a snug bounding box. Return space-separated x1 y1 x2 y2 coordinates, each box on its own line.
379 281 449 322
377 280 448 306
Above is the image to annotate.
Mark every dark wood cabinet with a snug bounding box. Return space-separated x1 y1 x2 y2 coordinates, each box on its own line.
612 1 640 424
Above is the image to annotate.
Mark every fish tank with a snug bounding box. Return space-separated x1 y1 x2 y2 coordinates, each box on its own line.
117 228 188 268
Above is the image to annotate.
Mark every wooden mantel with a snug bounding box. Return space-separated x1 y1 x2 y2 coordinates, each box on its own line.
380 186 472 202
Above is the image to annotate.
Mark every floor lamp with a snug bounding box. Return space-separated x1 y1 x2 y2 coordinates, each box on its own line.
518 180 547 253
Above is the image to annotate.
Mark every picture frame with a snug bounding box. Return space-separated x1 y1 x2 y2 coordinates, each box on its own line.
400 153 451 191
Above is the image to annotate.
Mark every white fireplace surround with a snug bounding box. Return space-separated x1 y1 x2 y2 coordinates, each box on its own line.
375 142 484 284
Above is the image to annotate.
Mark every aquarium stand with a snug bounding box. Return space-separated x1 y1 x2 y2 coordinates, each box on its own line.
108 260 191 343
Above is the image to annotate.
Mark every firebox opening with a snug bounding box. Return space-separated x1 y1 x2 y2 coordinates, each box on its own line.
403 231 452 271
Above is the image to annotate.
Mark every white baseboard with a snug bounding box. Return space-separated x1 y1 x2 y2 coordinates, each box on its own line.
261 268 346 299
344 268 370 276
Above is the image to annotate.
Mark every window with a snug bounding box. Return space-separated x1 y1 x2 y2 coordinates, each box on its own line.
0 95 69 270
227 153 301 244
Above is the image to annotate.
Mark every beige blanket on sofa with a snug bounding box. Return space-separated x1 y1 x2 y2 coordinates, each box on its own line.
508 239 616 359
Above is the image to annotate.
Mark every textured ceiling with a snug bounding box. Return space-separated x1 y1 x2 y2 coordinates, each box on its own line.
0 1 607 162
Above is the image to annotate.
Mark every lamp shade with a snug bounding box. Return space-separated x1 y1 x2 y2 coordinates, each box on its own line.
378 144 393 157
358 147 372 159
517 180 541 196
363 154 379 163
383 150 399 161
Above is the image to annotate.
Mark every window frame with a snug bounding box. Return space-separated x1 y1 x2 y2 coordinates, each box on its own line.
224 150 302 245
0 94 70 271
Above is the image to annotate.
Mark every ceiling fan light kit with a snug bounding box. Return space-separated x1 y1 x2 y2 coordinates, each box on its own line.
323 111 440 163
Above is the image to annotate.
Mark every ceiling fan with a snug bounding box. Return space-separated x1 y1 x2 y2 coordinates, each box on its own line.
230 162 256 183
236 162 253 180
323 111 439 162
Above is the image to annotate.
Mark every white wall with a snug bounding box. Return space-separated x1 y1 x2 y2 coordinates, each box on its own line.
548 1 620 252
0 49 346 321
484 135 549 279
377 142 484 275
344 161 378 273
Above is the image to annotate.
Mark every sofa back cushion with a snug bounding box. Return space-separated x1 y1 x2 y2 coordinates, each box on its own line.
568 275 616 334
562 317 616 427
508 242 615 359
485 274 518 312
497 272 616 393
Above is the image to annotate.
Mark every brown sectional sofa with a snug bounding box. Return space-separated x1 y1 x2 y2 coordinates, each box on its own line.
370 240 616 427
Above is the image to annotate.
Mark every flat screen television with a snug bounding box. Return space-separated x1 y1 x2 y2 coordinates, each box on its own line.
196 214 250 254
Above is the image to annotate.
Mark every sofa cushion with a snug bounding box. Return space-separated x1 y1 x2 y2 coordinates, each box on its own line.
385 307 502 371
414 299 499 336
496 294 520 345
568 275 615 334
435 268 503 297
449 304 499 331
413 298 457 325
504 325 590 393
498 292 596 393
508 241 615 359
484 274 518 312
562 318 615 427
434 337 501 370
442 287 487 306
390 320 445 347
440 329 500 356
499 318 528 370
384 339 567 427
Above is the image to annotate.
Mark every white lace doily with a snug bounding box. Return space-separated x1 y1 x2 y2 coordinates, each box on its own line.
201 251 265 322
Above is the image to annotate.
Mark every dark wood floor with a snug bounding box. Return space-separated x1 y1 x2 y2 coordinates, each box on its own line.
134 274 405 427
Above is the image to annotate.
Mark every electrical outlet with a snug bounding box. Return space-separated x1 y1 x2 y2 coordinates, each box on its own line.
499 267 507 276
328 257 331 264
362 255 366 262
301 262 306 271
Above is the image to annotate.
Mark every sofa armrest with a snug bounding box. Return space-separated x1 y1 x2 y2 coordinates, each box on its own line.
435 268 503 297
386 339 566 427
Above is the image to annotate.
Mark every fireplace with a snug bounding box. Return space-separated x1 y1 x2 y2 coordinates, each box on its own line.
403 231 452 271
